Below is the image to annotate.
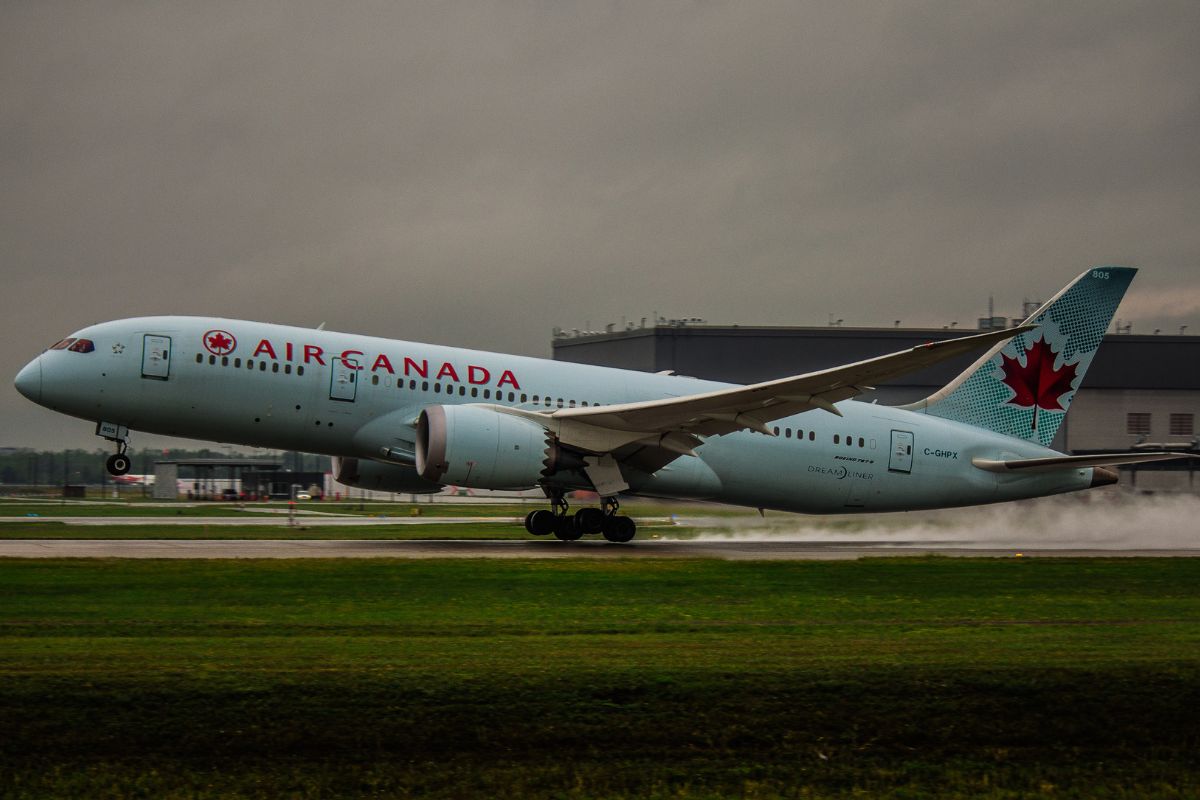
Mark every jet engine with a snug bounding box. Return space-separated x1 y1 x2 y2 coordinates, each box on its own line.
333 457 444 494
416 405 574 490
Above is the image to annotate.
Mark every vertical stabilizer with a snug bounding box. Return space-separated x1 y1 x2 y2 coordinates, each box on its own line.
902 267 1136 446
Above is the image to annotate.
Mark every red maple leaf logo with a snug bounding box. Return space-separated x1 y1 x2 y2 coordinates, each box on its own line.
999 337 1078 430
203 330 236 356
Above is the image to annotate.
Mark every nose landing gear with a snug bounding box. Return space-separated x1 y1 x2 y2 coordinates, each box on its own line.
96 421 132 476
521 491 637 543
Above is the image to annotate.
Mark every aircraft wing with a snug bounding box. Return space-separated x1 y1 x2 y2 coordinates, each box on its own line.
493 325 1035 465
972 452 1195 473
547 325 1035 443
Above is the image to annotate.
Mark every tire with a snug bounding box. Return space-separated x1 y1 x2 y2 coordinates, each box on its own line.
527 509 557 536
106 454 131 476
602 516 636 543
554 515 583 541
573 507 605 535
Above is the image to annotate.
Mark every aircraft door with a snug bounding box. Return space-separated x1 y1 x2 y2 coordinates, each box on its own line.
329 357 359 401
889 430 913 473
141 335 171 380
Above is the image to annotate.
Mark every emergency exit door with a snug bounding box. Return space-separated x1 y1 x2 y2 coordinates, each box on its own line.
329 357 359 401
141 335 171 380
889 430 913 473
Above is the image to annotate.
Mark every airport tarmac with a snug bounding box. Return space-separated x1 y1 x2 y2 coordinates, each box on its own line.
1 538 1198 560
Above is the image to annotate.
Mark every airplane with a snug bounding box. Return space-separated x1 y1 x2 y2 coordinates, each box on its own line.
13 266 1188 542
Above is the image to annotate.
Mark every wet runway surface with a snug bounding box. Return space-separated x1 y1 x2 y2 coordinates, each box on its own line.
2 538 1198 560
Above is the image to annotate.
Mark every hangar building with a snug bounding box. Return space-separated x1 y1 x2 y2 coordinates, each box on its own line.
553 322 1199 492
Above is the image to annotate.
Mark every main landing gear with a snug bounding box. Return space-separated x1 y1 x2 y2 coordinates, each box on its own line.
523 492 637 543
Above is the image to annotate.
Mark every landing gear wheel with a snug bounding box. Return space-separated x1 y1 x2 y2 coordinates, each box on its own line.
106 453 131 476
526 509 557 536
554 515 583 541
573 507 605 535
602 515 636 543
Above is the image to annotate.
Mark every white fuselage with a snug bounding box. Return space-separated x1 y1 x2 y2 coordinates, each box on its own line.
16 316 1093 513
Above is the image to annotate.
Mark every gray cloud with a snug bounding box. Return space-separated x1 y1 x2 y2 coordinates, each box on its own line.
3 1 1198 448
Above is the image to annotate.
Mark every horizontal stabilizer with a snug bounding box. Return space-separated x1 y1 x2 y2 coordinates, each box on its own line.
972 452 1194 474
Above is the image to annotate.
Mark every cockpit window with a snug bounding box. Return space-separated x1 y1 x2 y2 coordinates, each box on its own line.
66 339 95 353
49 338 77 350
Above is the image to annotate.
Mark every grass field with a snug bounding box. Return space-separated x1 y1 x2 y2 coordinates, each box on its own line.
2 557 1199 798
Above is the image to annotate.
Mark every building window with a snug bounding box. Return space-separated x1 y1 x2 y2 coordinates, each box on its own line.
1126 413 1151 435
1169 413 1194 437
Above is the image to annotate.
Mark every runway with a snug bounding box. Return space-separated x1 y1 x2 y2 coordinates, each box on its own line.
1 538 1197 560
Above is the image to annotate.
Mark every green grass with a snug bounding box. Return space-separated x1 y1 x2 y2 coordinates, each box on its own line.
1 557 1199 798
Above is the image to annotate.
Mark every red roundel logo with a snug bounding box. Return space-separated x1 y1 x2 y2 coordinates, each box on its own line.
203 329 237 356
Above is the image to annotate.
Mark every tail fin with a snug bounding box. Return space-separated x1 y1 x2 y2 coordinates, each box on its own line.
902 266 1136 446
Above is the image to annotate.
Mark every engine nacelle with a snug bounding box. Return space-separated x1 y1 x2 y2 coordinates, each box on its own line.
333 457 444 494
416 405 561 490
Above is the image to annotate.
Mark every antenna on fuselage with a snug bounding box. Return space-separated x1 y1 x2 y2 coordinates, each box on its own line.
316 322 326 331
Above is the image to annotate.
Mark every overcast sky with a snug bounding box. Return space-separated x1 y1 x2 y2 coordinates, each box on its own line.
3 1 1198 450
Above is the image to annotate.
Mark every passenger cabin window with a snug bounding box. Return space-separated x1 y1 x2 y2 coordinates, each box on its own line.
833 434 840 444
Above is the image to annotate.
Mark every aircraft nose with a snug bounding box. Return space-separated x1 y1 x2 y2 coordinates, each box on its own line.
14 356 42 404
